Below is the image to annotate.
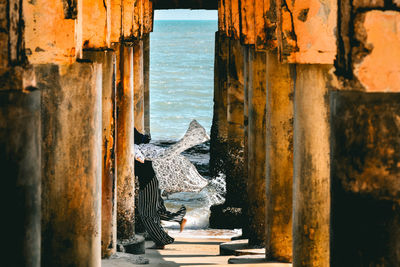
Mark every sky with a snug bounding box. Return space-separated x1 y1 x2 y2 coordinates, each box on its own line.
154 9 217 20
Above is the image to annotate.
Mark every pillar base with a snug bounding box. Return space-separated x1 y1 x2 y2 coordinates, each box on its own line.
209 204 244 229
117 235 146 255
220 240 265 256
228 255 269 265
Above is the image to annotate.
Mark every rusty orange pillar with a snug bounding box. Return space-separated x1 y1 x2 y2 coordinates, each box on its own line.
1 88 41 267
265 51 294 262
134 40 145 133
40 62 102 266
116 44 136 241
293 64 331 267
83 50 118 258
143 34 150 134
247 47 267 247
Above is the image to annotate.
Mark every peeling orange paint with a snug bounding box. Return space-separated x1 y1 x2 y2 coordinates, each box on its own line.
240 0 255 45
82 0 110 48
286 0 337 64
354 11 400 92
23 0 77 64
123 0 135 39
255 0 266 50
218 0 225 32
110 0 122 43
230 0 240 39
224 0 231 36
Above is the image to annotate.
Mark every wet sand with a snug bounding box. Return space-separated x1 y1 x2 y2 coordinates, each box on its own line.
102 230 292 266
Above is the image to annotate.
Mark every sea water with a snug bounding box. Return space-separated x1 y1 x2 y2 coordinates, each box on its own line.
150 20 223 230
150 20 216 140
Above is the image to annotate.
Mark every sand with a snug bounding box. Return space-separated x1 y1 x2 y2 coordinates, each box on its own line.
102 230 293 267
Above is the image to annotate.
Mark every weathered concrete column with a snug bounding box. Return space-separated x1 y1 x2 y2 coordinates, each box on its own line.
116 44 136 240
331 91 400 266
83 50 117 258
247 47 267 247
265 51 294 262
133 40 145 133
293 64 331 267
226 38 245 207
40 62 102 266
210 33 243 229
242 45 250 238
209 32 228 177
1 88 41 267
143 34 150 135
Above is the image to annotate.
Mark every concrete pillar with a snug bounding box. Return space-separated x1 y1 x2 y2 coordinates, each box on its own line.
293 64 331 267
1 88 41 267
210 32 228 177
143 34 150 135
330 91 400 266
83 50 117 258
116 44 136 240
242 45 250 238
39 62 102 266
265 51 294 262
210 33 244 229
247 47 267 247
226 38 245 208
133 40 145 133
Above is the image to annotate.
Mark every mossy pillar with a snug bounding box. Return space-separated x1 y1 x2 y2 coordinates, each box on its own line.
134 40 145 133
226 38 245 207
116 44 136 240
265 51 294 262
40 62 102 267
210 32 228 177
247 47 267 247
83 50 117 258
1 88 41 267
293 64 331 267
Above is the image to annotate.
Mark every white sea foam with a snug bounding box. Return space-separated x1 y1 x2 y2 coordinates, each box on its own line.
162 173 226 230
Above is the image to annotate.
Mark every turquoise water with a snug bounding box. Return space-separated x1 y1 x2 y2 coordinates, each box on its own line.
150 20 217 141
